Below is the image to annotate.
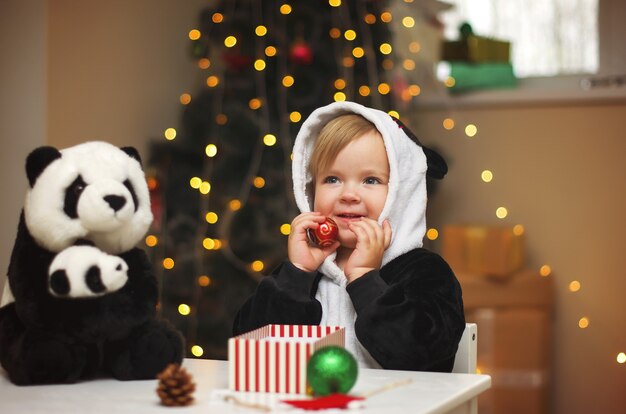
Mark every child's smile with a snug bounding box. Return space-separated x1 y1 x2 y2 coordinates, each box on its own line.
313 130 389 248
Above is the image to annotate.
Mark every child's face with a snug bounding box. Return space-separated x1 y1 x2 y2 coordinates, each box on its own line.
313 130 389 249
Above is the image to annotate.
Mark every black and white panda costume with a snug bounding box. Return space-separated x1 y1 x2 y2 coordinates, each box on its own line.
0 141 183 385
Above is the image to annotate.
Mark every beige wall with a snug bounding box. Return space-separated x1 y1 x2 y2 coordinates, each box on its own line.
412 102 626 413
1 1 624 413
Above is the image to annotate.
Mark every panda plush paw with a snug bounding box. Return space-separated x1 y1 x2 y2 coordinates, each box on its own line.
48 245 129 298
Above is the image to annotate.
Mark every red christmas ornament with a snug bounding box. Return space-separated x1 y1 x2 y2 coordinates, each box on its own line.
289 41 313 65
308 217 338 247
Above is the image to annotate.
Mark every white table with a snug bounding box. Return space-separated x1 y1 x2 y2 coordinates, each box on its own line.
0 358 490 413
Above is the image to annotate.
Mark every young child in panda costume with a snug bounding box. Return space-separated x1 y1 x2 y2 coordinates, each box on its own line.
234 101 465 371
0 141 183 385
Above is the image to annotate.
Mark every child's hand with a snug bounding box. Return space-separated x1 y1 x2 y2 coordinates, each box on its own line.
344 218 392 283
288 212 340 272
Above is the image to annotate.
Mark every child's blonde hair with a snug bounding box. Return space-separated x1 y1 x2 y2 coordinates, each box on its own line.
308 114 378 180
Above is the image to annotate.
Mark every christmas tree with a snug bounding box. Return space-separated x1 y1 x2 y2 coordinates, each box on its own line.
147 0 435 359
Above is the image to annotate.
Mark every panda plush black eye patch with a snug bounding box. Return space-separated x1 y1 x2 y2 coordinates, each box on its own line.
64 175 87 218
123 179 139 212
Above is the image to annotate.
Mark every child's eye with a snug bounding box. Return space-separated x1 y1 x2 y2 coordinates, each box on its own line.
323 176 339 184
364 177 382 185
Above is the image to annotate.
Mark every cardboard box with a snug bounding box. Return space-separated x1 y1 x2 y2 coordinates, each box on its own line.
467 308 552 414
442 225 526 278
228 324 345 394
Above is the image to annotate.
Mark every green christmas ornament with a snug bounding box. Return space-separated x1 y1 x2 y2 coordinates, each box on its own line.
306 346 358 396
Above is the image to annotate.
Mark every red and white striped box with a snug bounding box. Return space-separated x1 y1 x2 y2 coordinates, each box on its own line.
228 324 345 394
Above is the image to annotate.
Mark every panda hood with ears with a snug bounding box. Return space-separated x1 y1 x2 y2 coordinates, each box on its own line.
292 101 447 285
24 141 153 254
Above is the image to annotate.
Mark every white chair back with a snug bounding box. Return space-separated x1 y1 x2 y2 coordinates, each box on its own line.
452 323 477 374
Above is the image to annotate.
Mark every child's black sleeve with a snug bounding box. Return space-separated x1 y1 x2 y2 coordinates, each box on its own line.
232 261 323 335
346 248 465 372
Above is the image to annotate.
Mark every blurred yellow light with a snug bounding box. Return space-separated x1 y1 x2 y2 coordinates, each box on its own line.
379 43 392 55
212 13 223 23
352 47 365 58
251 260 265 272
513 224 525 236
289 111 302 122
401 89 411 102
263 134 277 146
163 258 175 269
279 4 292 14
202 238 216 250
344 29 357 41
198 58 211 69
224 36 237 48
426 228 439 240
334 91 347 102
205 211 218 224
179 93 192 105
496 207 508 219
189 176 202 188
254 59 266 71
329 0 341 7
280 223 291 235
409 41 421 53
216 113 228 125
378 83 391 95
255 25 267 36
329 28 341 39
381 11 392 22
198 275 211 287
265 46 277 56
402 17 415 28
578 317 589 329
229 199 242 211
342 57 355 67
164 128 177 141
443 118 455 130
403 59 415 70
253 176 266 188
539 264 552 277
569 280 581 292
282 75 295 87
213 239 223 250
617 352 626 364
206 75 219 87
359 85 371 96
205 144 218 157
188 29 201 40
147 177 158 191
444 76 456 87
145 235 158 247
334 79 346 90
178 304 191 316
481 170 493 182
364 13 376 24
408 84 421 96
388 110 400 118
249 98 262 110
191 345 204 357
382 58 394 70
199 181 211 194
465 124 478 137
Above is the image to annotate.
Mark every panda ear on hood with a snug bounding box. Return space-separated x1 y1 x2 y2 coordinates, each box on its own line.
390 116 448 180
121 146 143 167
26 146 62 187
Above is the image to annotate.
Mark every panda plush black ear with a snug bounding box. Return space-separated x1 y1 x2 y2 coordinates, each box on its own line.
121 146 143 167
26 146 62 187
390 116 448 179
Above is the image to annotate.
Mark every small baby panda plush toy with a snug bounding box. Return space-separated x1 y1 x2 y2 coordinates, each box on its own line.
0 141 184 385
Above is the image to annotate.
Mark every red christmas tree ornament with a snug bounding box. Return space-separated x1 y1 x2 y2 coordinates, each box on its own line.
308 217 338 247
289 41 314 65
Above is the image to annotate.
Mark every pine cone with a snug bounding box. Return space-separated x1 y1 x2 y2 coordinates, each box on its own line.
156 363 196 407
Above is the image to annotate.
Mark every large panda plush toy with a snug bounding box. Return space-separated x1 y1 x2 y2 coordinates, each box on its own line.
0 141 184 385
